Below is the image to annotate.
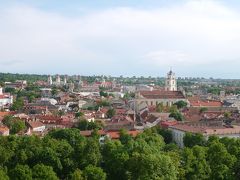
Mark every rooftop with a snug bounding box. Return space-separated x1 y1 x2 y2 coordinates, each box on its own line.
139 90 185 99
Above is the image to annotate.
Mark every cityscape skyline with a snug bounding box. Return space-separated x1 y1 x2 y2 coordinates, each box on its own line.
1 0 240 78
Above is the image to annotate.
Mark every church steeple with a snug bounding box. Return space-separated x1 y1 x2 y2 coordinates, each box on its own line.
165 69 177 91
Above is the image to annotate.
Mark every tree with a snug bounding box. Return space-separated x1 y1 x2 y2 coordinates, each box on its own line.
37 147 62 174
156 102 164 113
10 97 24 111
183 133 206 148
106 108 116 118
78 119 88 130
0 168 9 180
75 112 84 118
207 142 236 179
174 100 187 109
98 100 110 107
156 127 173 144
10 120 26 134
78 120 102 131
119 129 132 145
182 146 211 180
99 91 108 97
83 165 106 180
128 152 177 180
70 169 84 180
224 111 231 118
32 164 58 180
9 164 32 180
102 140 129 180
199 107 208 114
169 111 184 121
51 87 58 96
81 138 101 168
2 116 26 134
169 105 178 113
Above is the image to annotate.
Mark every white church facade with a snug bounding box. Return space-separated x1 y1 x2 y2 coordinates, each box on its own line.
135 70 187 111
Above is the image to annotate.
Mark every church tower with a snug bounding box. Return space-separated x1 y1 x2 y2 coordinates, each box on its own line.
48 75 53 85
165 69 177 91
56 75 61 85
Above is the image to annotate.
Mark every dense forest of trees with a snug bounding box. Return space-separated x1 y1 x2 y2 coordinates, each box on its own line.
0 127 240 179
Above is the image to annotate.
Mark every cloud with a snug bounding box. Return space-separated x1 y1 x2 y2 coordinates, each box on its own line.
0 1 240 77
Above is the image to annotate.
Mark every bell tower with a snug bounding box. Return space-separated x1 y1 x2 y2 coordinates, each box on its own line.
165 69 177 91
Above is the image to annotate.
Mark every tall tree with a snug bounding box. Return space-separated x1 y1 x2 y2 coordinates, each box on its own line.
183 133 206 148
207 142 236 179
83 165 106 180
9 164 32 180
32 164 58 180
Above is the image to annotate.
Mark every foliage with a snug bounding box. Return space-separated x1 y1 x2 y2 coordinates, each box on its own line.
83 165 106 180
0 127 239 180
75 112 84 118
11 97 24 111
169 111 184 121
2 116 26 134
98 100 110 107
156 127 173 144
183 133 206 148
32 164 58 180
106 108 116 118
99 91 108 97
207 142 236 179
9 164 32 180
78 120 103 131
200 107 208 113
156 102 164 113
70 169 84 180
174 100 188 109
0 168 9 180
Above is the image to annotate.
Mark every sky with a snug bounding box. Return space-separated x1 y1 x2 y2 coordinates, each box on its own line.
0 0 240 78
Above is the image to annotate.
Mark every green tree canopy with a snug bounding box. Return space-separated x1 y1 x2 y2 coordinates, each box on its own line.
32 164 58 180
83 165 106 180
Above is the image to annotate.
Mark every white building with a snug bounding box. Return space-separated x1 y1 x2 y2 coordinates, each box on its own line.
56 75 61 85
64 75 67 85
0 87 13 108
165 70 177 91
135 90 186 112
48 75 53 85
169 124 240 148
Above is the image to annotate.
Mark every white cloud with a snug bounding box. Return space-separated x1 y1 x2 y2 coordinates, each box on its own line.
0 1 240 77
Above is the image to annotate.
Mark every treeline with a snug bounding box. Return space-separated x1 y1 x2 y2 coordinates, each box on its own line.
0 127 240 179
0 73 47 84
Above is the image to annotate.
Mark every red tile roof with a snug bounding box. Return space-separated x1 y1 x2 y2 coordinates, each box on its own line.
0 126 9 133
107 130 140 139
188 97 222 107
28 121 45 128
170 124 240 135
80 130 105 137
160 121 178 128
0 111 15 117
139 90 185 99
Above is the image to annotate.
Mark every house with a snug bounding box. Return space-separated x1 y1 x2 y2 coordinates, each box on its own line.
0 126 10 136
188 97 222 107
144 114 161 128
135 90 187 112
104 115 134 131
0 87 13 108
106 130 140 139
169 124 240 148
27 121 45 132
5 80 27 89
